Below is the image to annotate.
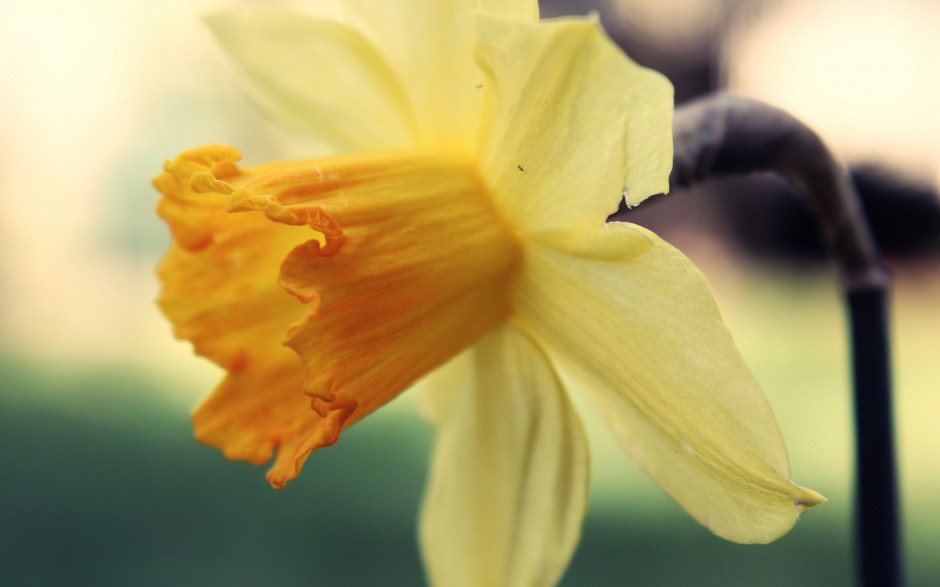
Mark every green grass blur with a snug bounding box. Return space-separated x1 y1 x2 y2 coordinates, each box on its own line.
0 358 428 586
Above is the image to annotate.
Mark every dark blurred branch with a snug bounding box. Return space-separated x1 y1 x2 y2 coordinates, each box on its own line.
669 94 901 587
671 94 889 290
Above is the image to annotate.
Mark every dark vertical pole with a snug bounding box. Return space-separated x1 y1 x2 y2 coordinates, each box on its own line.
848 287 902 587
668 95 903 587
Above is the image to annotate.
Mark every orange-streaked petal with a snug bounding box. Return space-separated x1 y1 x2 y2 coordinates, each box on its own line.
187 148 521 487
156 146 321 475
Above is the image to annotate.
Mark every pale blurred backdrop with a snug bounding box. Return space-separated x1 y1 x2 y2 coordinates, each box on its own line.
1 0 938 585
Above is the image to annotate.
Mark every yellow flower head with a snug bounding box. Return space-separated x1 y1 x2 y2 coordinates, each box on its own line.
155 1 823 585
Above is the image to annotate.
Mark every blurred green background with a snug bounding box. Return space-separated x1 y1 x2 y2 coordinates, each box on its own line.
1 0 938 585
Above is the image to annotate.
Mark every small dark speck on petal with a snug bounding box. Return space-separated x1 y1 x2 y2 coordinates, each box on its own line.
517 164 525 172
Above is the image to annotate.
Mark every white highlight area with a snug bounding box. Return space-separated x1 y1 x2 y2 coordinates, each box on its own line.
725 0 940 186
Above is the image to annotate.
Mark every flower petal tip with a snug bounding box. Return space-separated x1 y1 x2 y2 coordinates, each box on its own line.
263 401 356 490
793 484 828 513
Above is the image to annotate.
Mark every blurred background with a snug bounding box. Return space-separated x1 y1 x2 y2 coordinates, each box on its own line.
1 0 938 585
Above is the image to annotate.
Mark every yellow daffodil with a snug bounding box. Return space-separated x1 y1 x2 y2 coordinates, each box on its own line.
155 1 823 585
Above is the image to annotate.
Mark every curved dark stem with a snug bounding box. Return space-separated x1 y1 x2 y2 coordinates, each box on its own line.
670 94 901 587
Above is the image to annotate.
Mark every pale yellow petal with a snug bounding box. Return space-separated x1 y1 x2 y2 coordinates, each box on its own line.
478 0 539 20
475 15 673 253
324 0 537 148
513 224 824 544
208 2 541 152
419 325 589 587
206 10 416 152
327 0 481 148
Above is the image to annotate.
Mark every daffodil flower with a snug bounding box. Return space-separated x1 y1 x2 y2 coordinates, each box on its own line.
155 1 823 585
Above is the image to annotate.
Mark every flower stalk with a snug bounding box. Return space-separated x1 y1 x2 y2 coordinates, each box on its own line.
669 94 902 587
